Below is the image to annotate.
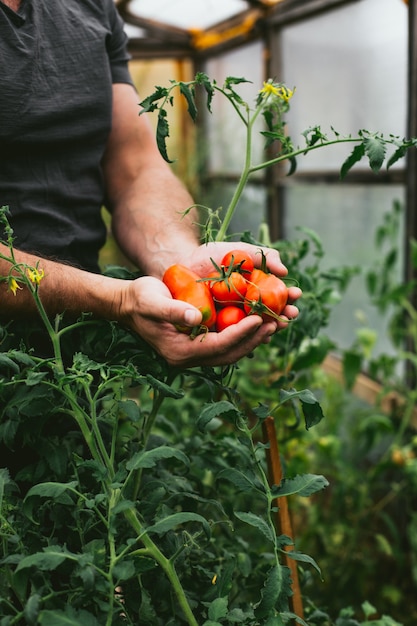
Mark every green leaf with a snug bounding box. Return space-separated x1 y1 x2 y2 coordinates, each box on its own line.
279 388 316 405
291 336 335 371
8 350 36 369
145 512 211 538
16 546 79 573
343 350 362 391
0 468 11 511
0 354 20 374
179 82 197 122
195 72 215 112
118 399 140 421
286 155 297 176
146 374 184 399
386 144 407 169
224 76 250 87
23 481 78 521
364 135 386 173
278 388 324 429
234 511 275 543
208 596 228 621
38 607 100 626
411 238 417 269
196 400 239 432
271 474 329 498
217 467 261 494
254 565 281 619
23 594 41 626
139 85 169 114
24 481 78 501
156 110 173 163
125 446 189 471
113 560 136 582
284 549 322 577
340 142 365 179
301 398 325 429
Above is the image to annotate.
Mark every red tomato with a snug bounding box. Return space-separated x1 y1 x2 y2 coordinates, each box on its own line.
216 306 247 332
221 250 254 276
244 269 288 321
163 264 217 330
209 271 247 305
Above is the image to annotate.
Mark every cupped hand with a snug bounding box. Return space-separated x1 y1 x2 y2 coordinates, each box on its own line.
118 276 279 368
181 240 302 325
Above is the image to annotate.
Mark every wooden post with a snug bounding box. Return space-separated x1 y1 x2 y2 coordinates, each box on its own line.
262 416 304 621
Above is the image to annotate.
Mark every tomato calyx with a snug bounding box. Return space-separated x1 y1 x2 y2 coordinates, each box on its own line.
198 258 248 305
220 250 255 276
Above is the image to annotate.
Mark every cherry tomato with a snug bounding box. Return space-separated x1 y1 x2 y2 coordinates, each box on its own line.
209 270 247 305
216 306 247 332
221 250 254 276
244 269 288 321
163 264 217 330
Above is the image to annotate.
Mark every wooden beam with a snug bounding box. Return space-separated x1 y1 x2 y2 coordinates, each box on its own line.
268 0 361 26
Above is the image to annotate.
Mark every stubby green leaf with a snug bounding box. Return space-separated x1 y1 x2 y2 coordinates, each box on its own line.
208 596 229 621
16 546 79 573
156 110 173 163
126 446 189 471
179 82 197 121
195 71 215 112
145 512 211 539
340 142 365 179
254 565 281 619
364 135 386 173
196 400 239 432
217 467 262 494
271 473 329 498
234 511 275 543
38 607 100 626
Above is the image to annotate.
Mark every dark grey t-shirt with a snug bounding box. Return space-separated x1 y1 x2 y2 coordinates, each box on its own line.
0 0 133 272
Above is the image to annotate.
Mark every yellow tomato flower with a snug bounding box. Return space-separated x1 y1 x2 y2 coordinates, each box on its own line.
27 267 45 285
259 81 295 103
260 80 281 98
8 277 22 296
278 85 295 103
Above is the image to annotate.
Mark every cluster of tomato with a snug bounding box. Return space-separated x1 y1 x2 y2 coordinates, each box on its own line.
163 249 289 334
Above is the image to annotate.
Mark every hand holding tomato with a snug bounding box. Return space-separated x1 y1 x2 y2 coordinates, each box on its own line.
117 275 279 368
179 241 301 324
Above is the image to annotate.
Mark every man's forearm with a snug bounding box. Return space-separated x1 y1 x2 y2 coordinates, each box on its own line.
0 244 122 321
110 166 201 277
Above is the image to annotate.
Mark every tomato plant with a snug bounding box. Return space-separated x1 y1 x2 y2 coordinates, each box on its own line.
163 263 217 330
216 305 246 331
244 268 288 321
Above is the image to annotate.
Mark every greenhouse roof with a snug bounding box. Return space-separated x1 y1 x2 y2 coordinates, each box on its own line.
115 0 288 57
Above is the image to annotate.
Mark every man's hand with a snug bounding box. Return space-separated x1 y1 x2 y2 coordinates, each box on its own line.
118 276 279 368
181 241 302 329
118 262 300 369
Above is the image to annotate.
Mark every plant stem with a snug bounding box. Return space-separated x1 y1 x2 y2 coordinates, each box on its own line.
216 134 361 242
215 105 262 243
249 136 360 174
124 508 198 626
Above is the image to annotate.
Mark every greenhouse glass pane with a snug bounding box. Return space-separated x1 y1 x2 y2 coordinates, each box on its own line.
127 0 249 30
201 182 267 238
205 41 265 176
281 0 408 173
284 184 405 355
